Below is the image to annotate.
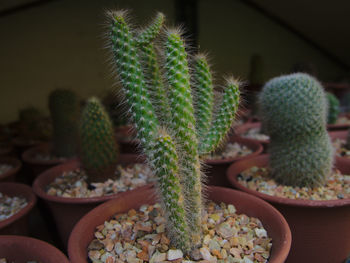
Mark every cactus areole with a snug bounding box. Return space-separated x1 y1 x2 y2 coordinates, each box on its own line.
107 10 241 253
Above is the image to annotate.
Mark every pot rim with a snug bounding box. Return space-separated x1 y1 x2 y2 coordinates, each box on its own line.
32 155 153 204
0 157 22 181
22 142 69 165
0 182 37 230
227 154 350 208
0 235 69 263
234 122 270 144
204 135 263 165
68 186 291 263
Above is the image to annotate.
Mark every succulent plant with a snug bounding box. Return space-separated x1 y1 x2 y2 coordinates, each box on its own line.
326 92 340 124
107 10 240 253
49 89 79 158
79 97 119 182
259 73 333 188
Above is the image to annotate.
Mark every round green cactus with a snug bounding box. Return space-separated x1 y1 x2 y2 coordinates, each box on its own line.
49 89 80 158
79 97 119 182
259 73 333 187
326 92 340 124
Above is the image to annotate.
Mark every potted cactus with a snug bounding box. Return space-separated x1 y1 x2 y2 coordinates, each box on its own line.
68 10 291 263
33 97 154 247
228 73 350 263
22 89 79 179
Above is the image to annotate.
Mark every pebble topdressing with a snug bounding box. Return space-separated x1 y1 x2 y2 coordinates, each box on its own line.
0 192 28 222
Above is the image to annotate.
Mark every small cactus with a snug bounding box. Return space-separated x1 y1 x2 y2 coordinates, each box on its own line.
326 92 340 124
107 10 240 253
259 73 333 187
79 97 119 182
49 89 79 158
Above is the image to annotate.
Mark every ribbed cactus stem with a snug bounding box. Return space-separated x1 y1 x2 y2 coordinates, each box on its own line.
193 54 214 139
326 92 340 124
136 12 165 45
164 30 202 246
108 11 159 154
199 78 240 155
153 132 191 252
79 97 119 182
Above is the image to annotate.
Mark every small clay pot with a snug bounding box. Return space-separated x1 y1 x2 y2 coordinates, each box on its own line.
115 125 138 154
329 130 347 140
204 136 263 186
0 235 69 263
0 157 22 182
0 182 37 235
327 113 350 131
0 143 15 158
32 154 153 247
22 143 68 180
227 154 350 263
68 186 291 263
234 122 269 148
12 136 42 157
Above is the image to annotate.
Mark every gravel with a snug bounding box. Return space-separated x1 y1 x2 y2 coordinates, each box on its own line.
0 192 28 221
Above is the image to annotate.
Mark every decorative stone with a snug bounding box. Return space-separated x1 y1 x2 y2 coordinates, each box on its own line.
150 251 166 263
167 249 183 260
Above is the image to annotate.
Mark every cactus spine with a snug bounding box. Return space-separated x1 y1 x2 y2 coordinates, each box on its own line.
49 89 79 158
259 73 333 187
326 92 340 124
107 11 240 253
79 97 119 182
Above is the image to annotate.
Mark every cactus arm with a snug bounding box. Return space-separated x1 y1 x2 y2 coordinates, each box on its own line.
136 12 165 45
164 30 202 246
199 78 240 155
79 97 119 182
326 92 340 124
108 11 159 153
192 54 214 139
153 132 190 252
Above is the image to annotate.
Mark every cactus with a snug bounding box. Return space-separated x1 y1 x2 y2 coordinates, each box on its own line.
326 92 340 124
107 10 240 253
79 97 119 182
49 89 79 158
259 73 333 187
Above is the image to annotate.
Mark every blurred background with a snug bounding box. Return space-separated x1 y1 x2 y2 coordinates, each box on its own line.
1 0 349 123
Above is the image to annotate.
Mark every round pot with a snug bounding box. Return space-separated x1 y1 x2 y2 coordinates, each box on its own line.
234 122 270 148
22 143 68 181
227 154 350 263
68 186 291 263
115 125 138 154
204 136 263 186
329 130 347 141
0 235 69 263
0 182 37 235
327 113 350 131
0 143 15 158
32 154 153 247
0 157 22 182
12 136 42 157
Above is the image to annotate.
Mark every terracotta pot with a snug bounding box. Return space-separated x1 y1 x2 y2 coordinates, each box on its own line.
0 183 37 235
329 130 347 140
234 122 269 148
12 136 42 157
227 154 350 263
32 154 152 247
22 143 68 181
0 157 22 182
327 113 350 131
204 136 263 186
0 235 69 263
0 143 15 158
115 125 138 154
68 186 291 263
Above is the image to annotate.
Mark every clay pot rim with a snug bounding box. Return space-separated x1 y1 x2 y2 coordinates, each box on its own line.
0 157 22 181
68 186 291 263
0 182 37 230
32 155 153 204
204 135 263 165
234 122 270 144
0 235 70 263
227 154 350 208
22 142 69 165
12 136 43 147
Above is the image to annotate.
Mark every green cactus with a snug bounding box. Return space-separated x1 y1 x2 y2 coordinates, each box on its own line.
259 73 333 187
326 92 340 124
79 97 119 182
107 11 240 253
49 89 79 158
